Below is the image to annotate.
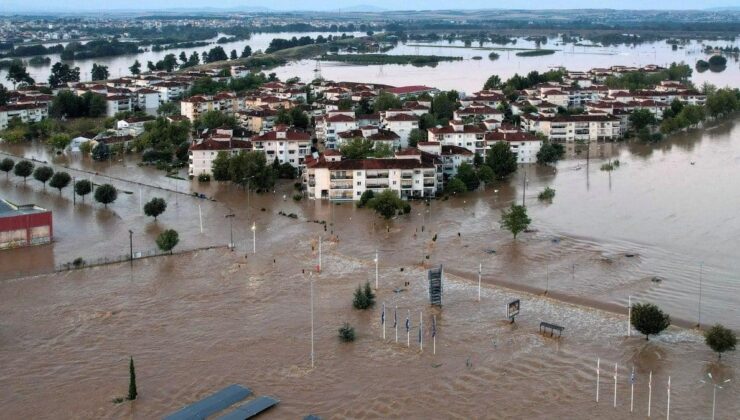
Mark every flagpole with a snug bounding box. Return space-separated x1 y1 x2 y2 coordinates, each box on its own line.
648 371 652 417
614 362 618 408
666 376 671 420
630 366 635 413
478 263 481 301
596 358 600 402
627 296 632 337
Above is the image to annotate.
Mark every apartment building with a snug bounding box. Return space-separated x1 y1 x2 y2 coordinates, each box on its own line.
188 138 252 177
0 103 48 130
305 157 439 201
485 131 543 163
251 126 312 168
427 120 487 155
381 113 419 148
521 114 621 142
315 112 357 149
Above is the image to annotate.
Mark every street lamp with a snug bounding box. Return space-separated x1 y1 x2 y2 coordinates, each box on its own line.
251 222 256 254
700 374 731 420
225 213 235 249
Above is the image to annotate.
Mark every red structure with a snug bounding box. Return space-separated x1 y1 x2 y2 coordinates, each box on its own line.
0 199 53 250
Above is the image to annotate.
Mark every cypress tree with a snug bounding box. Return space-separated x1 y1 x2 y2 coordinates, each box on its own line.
128 357 137 400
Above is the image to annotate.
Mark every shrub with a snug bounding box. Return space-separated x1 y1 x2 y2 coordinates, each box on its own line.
704 324 737 359
352 281 376 310
72 257 85 267
631 303 670 340
358 190 374 208
293 193 303 201
197 173 211 182
338 323 356 342
538 187 555 201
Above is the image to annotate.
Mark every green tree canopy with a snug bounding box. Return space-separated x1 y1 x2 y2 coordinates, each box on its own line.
211 151 231 181
13 160 34 182
629 109 656 131
373 92 402 112
74 179 93 201
536 142 565 165
456 162 480 191
94 183 118 207
704 324 737 359
444 177 467 195
91 63 110 81
49 171 71 195
48 62 80 88
156 229 180 254
0 158 14 178
143 197 167 220
500 204 531 239
368 189 406 219
631 303 670 340
129 60 141 76
486 142 518 179
228 151 275 191
33 166 54 189
6 60 34 87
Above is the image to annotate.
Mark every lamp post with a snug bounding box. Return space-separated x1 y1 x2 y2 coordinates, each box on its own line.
700 374 731 420
251 222 256 254
225 213 235 249
128 230 133 264
310 271 314 369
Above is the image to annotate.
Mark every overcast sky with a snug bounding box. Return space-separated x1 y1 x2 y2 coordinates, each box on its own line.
2 0 738 13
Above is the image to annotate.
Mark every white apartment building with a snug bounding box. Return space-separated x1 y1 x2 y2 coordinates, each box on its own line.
381 113 419 148
485 131 543 163
315 112 357 149
427 120 487 155
305 157 438 201
0 103 48 130
105 95 132 117
521 114 621 142
251 126 312 168
188 138 252 177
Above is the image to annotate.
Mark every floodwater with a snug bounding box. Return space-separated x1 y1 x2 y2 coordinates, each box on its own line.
0 237 737 418
273 37 740 93
2 116 740 328
0 32 366 84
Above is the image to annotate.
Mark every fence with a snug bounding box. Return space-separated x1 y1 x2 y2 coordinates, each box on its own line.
54 245 227 273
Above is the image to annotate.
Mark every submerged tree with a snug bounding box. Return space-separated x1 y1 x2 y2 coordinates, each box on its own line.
631 303 670 340
500 204 531 239
127 357 137 401
704 324 737 360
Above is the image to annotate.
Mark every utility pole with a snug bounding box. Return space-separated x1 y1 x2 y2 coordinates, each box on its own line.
128 230 133 265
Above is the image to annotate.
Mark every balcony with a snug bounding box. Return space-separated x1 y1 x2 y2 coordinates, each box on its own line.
330 174 353 180
366 181 389 188
330 182 353 189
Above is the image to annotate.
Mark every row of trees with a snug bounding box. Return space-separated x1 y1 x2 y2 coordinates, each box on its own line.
0 158 119 206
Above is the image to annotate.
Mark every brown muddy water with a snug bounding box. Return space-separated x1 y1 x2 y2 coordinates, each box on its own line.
1 119 740 418
0 245 737 419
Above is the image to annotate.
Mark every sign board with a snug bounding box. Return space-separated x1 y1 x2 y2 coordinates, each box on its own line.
506 299 520 322
428 265 443 306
